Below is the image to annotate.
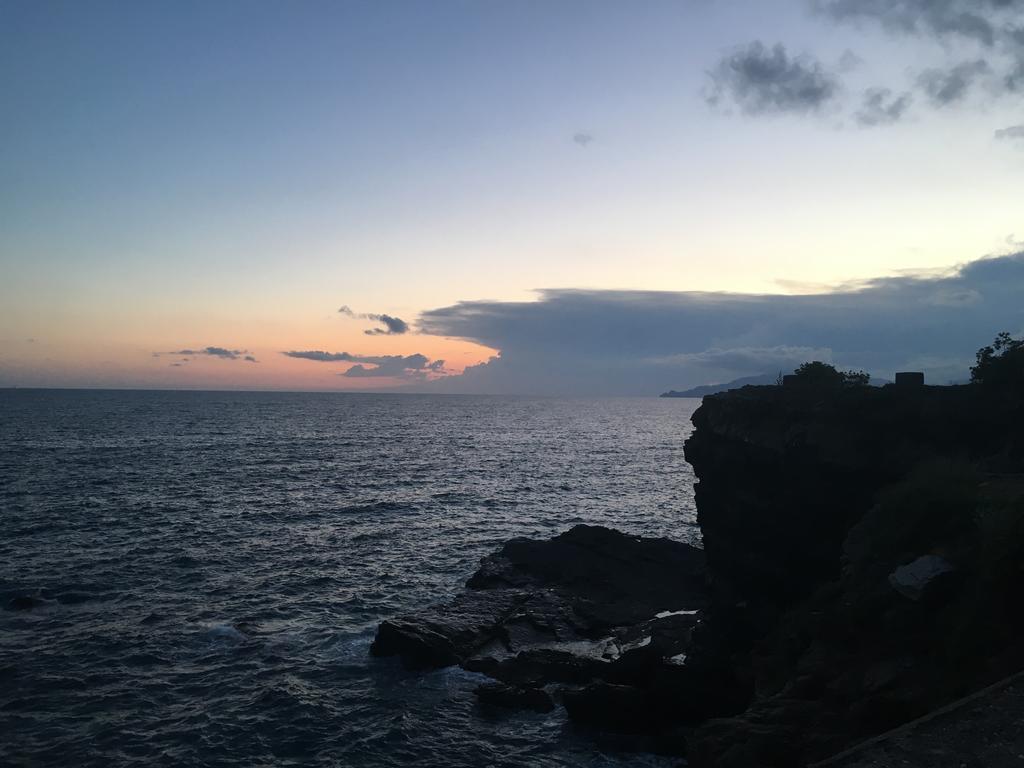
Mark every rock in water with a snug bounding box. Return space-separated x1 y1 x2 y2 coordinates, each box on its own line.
371 525 707 672
6 595 42 611
371 524 709 735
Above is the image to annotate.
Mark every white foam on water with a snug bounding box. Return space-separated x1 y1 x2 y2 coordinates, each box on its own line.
206 624 247 642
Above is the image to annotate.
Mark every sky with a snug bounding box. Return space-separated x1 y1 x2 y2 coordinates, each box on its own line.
2 0 1023 393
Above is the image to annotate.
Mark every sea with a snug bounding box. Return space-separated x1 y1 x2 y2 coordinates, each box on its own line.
0 390 701 767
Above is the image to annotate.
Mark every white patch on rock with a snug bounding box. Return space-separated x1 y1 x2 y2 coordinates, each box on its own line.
655 609 700 619
888 555 955 601
620 636 652 653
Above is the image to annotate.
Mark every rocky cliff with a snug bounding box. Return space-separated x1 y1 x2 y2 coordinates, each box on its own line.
684 382 1024 765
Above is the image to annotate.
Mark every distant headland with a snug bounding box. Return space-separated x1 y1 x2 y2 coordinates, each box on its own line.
660 373 776 398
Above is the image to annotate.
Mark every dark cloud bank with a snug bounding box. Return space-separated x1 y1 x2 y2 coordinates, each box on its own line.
414 253 1024 396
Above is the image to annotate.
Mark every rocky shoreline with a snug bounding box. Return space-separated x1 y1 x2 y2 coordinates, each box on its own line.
372 382 1024 766
370 524 732 753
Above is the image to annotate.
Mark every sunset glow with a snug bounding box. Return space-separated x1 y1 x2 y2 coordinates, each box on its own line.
2 1 1022 391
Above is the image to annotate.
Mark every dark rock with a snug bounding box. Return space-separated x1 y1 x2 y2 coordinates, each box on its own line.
371 524 711 748
887 554 956 602
370 589 522 668
563 683 652 733
371 525 708 671
474 682 554 713
6 595 42 611
683 383 1024 766
478 647 611 686
466 524 708 627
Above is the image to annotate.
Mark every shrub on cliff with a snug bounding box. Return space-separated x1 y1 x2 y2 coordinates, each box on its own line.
971 332 1024 390
792 361 870 388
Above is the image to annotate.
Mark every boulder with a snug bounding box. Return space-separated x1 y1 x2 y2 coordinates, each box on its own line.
5 595 42 611
370 589 523 668
562 683 652 733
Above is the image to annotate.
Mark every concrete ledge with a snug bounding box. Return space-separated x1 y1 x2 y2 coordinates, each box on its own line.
810 669 1024 767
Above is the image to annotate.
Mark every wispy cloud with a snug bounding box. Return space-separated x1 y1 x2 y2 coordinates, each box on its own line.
995 125 1024 143
168 346 258 362
338 305 410 335
573 132 594 148
855 87 912 126
281 350 356 362
812 0 1019 47
917 60 990 106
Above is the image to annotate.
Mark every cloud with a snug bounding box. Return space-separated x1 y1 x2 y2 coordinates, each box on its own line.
282 350 357 362
995 124 1024 141
339 352 444 380
1008 59 1024 92
855 87 913 125
283 350 445 380
813 0 1020 47
711 2 1024 128
649 345 835 370
363 314 409 335
706 42 840 115
838 49 864 72
415 253 1024 395
573 132 594 148
917 60 991 105
341 354 426 378
339 306 410 335
816 0 1024 102
169 346 256 361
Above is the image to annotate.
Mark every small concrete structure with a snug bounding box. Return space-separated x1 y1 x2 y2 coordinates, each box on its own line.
894 371 924 387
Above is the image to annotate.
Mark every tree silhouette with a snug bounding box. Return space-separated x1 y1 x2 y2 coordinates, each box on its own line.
971 332 1024 390
792 361 870 388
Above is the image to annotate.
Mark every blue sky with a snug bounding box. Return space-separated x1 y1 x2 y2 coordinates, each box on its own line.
1 1 1022 391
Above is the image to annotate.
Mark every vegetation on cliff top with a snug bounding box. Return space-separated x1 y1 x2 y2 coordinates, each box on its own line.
971 332 1024 390
790 361 870 388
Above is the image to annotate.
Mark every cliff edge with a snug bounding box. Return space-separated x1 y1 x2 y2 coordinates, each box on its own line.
684 382 1024 765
